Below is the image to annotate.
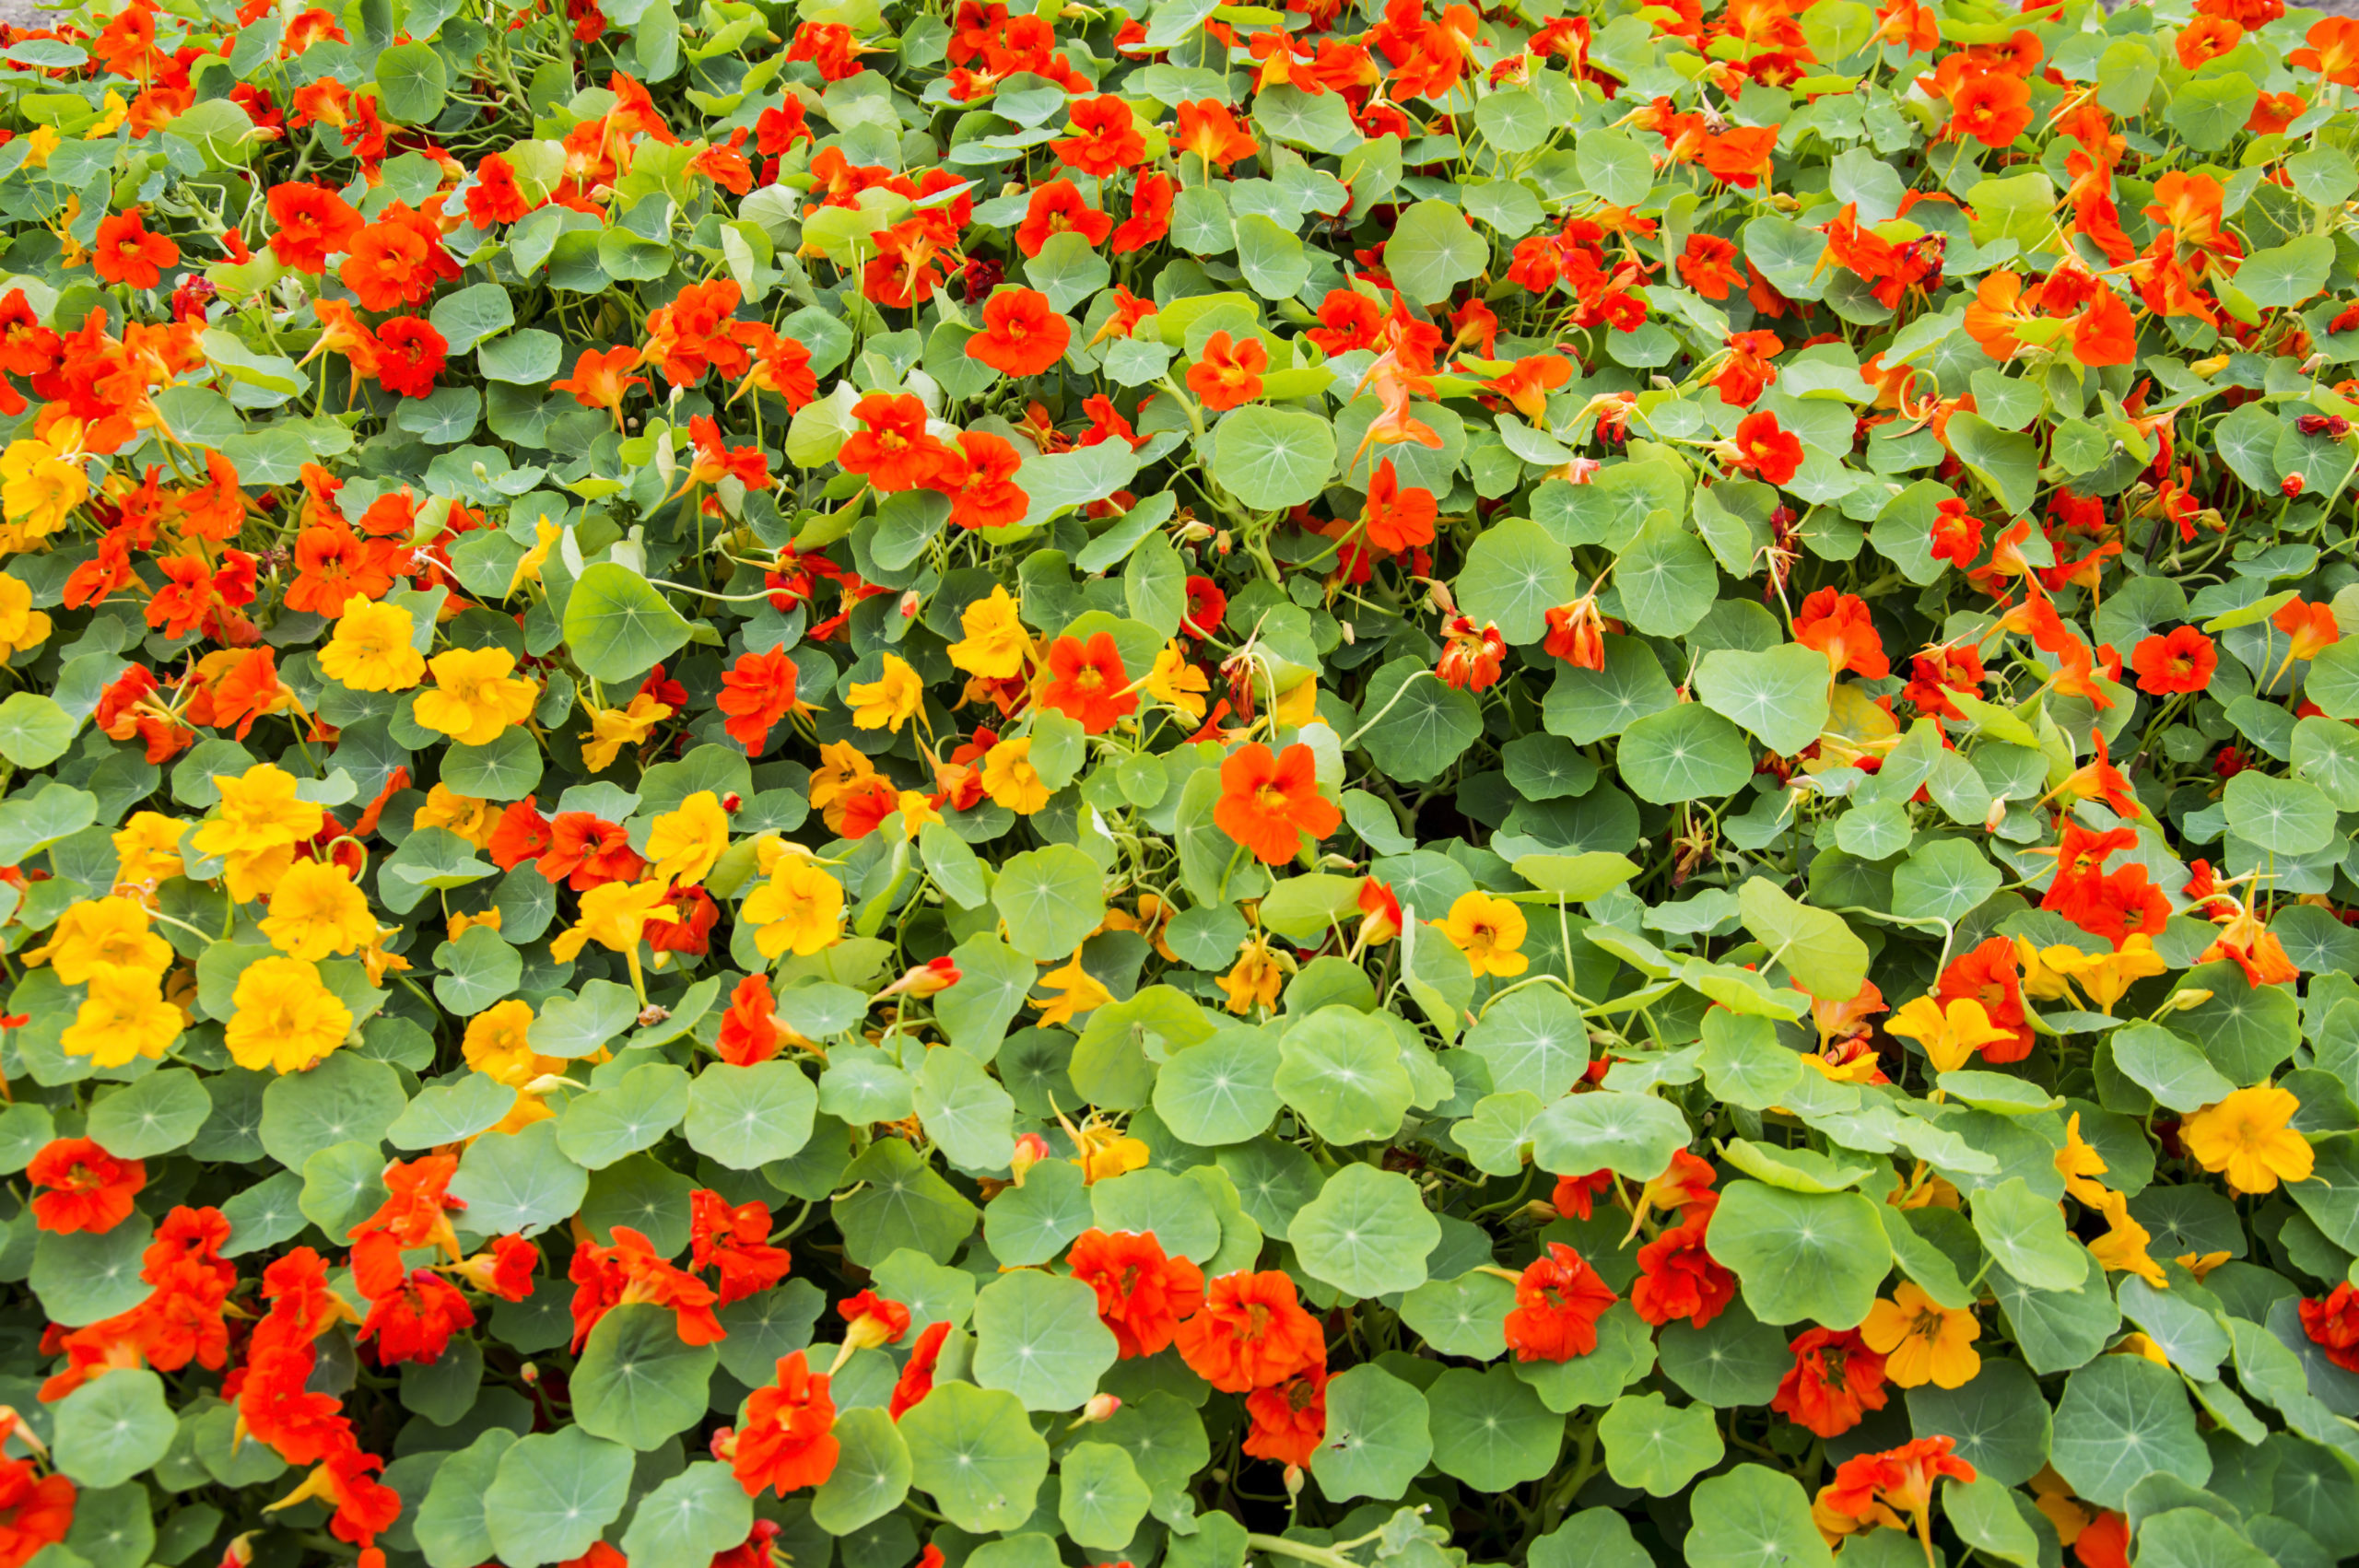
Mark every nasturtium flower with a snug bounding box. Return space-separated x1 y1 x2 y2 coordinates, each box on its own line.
2183 1084 2313 1195
1443 891 1528 977
26 895 170 983
2089 1189 2166 1288
463 999 563 1088
581 692 671 772
724 1351 839 1498
1032 948 1113 1028
225 955 356 1075
111 811 186 894
1885 995 2013 1074
946 587 1029 679
60 965 182 1068
1174 1270 1324 1392
1038 632 1136 733
28 1137 145 1235
260 860 376 962
0 571 50 661
1771 1328 1888 1439
413 647 539 748
1243 1368 1328 1470
1068 1229 1204 1358
981 737 1050 814
646 790 731 887
1216 930 1291 1016
1860 1282 1980 1389
1214 742 1339 865
551 879 679 966
318 595 422 692
743 858 846 959
1503 1243 1618 1363
849 653 925 733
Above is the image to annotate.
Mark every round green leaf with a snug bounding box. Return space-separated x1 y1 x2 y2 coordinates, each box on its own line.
983 1156 1096 1267
911 1045 1016 1173
1905 1358 2051 1485
32 1215 155 1327
258 1051 407 1169
993 844 1108 961
1457 518 1580 645
1154 1028 1282 1146
1613 516 1719 638
1058 1441 1153 1551
1529 1089 1691 1179
1615 706 1755 804
1386 201 1486 305
1309 1363 1431 1503
54 1369 175 1487
832 1137 979 1266
620 1463 755 1568
1354 659 1482 784
1398 1271 1515 1361
485 1427 636 1568
1684 1465 1835 1568
1707 1181 1891 1328
1465 986 1590 1101
686 1059 817 1170
1970 1176 2091 1293
0 693 74 767
87 1068 211 1159
450 1119 591 1238
1211 405 1337 512
899 1382 1050 1533
557 1061 692 1169
2224 771 2336 856
2050 1355 2210 1509
1598 1390 1724 1497
1273 1005 1415 1144
563 563 693 685
812 1407 913 1535
572 1303 718 1451
1090 1167 1222 1262
1288 1164 1440 1298
1694 646 1830 757
971 1269 1118 1410
375 41 449 123
1656 1296 1792 1408
1426 1364 1564 1488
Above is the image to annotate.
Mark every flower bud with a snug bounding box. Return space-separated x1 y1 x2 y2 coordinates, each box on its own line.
1080 1393 1122 1423
2283 474 2306 497
2165 988 2215 1013
1010 1132 1050 1186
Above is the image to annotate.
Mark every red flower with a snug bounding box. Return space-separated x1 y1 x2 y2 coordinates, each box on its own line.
538 813 645 891
1181 576 1226 640
1928 498 1983 568
1361 458 1436 552
28 1138 144 1235
889 1320 954 1419
725 1351 839 1497
0 1457 75 1568
1187 331 1267 411
1067 1228 1207 1358
1110 173 1174 255
1174 99 1259 168
968 287 1072 379
1174 1270 1326 1392
838 1289 912 1352
1677 234 1744 299
2130 626 2216 695
372 317 447 399
569 1226 724 1350
464 153 534 226
93 207 179 290
355 1254 475 1366
339 201 460 311
720 644 803 754
1053 95 1146 176
1935 937 2034 1064
717 973 786 1066
1039 632 1137 733
1794 588 1890 681
1214 742 1340 865
838 392 958 493
2299 1281 2359 1373
945 432 1029 531
1243 1367 1327 1469
1551 1171 1614 1221
266 181 363 273
1771 1328 1889 1437
1727 409 1803 486
1947 68 2031 147
1503 1242 1618 1362
690 1189 793 1305
1014 179 1112 258
487 798 554 869
2074 1512 2130 1568
1632 1218 1736 1328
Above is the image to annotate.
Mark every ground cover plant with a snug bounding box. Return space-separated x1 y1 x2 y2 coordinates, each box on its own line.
1 0 2358 1564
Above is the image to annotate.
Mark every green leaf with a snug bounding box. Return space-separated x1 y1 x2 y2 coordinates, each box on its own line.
1970 1177 2090 1293
563 563 692 684
1288 1164 1440 1297
1273 1006 1416 1144
1059 1442 1154 1550
2135 1508 2280 1568
686 1060 817 1169
571 1303 717 1450
832 1137 978 1266
54 1369 175 1487
1457 518 1580 644
2237 235 2333 310
812 1407 913 1534
88 1069 210 1158
1947 413 2040 516
450 1120 590 1237
1683 1465 1834 1568
1427 1364 1565 1488
557 1061 691 1169
1656 1297 1792 1408
1695 646 1829 756
1906 1358 2052 1485
1529 1089 1690 1179
1465 985 1590 1101
2107 1024 2233 1114
1575 128 1653 208
1309 1363 1432 1502
1154 1029 1283 1146
1355 659 1481 783
1737 878 1869 1002
1708 1182 1890 1328
1614 516 1719 638
912 1046 1016 1172
899 1382 1050 1532
484 1427 636 1568
993 844 1107 961
2048 1355 2210 1509
1211 405 1337 512
1385 201 1486 306
1615 706 1755 804
2223 771 2336 856
1399 1271 1515 1361
375 41 450 123
1599 1391 1724 1497
1890 840 2001 924
620 1464 754 1568
416 1430 520 1568
0 693 75 767
972 1269 1118 1410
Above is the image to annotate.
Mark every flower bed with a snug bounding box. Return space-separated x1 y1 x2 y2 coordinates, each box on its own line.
0 0 2353 1566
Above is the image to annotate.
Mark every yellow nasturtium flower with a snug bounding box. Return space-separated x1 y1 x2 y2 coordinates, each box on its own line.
849 653 925 733
192 765 326 905
1443 891 1528 978
318 595 423 692
581 692 670 772
1860 1281 1980 1389
260 860 377 962
25 895 171 983
2182 1084 2314 1195
0 572 51 661
61 964 182 1068
225 955 355 1075
646 791 730 887
744 858 846 959
414 647 540 747
946 587 1029 679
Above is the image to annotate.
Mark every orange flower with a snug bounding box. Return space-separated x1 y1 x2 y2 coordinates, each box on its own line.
1174 99 1258 168
725 1351 839 1497
551 345 649 425
1632 1218 1736 1328
1038 631 1137 732
1700 124 1778 187
1214 742 1339 864
28 1138 145 1235
1503 1242 1619 1362
968 287 1072 379
888 1321 953 1419
2177 14 2242 67
93 206 179 290
1946 69 2031 146
1173 1270 1326 1391
1813 1435 1977 1551
2272 597 2341 662
719 645 804 755
1052 94 1145 176
1360 458 1436 552
1485 354 1572 422
568 1225 724 1350
2071 286 2137 368
1187 331 1267 412
838 392 957 492
1067 1228 1206 1358
0 1457 75 1566
689 1189 793 1305
1772 1328 1889 1438
2292 15 2359 87
1242 1368 1327 1469
1678 234 1745 299
1013 178 1111 257
266 181 362 272
1726 409 1802 486
945 431 1029 531
1794 588 1889 681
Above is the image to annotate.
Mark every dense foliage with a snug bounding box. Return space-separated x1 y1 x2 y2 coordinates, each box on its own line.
1 0 2358 1566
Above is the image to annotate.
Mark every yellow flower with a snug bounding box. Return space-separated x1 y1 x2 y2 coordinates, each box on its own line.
892 790 943 838
1273 677 1319 728
647 790 730 886
508 512 561 597
982 736 1050 814
580 692 670 772
2176 1249 2231 1281
413 647 540 747
1443 891 1527 978
1860 1281 1980 1388
449 907 502 942
2111 1331 2171 1367
2089 1188 2166 1289
318 595 423 692
1217 930 1291 1015
1033 948 1112 1028
1069 1114 1148 1184
224 955 355 1075
0 429 87 540
2055 1111 2110 1208
413 783 496 848
946 587 1029 679
2013 938 2078 1001
0 573 50 661
462 999 566 1087
2182 1083 2314 1195
260 860 376 962
849 653 925 733
743 858 845 958
1885 995 2013 1074
111 812 186 894
2038 935 2167 1012
1144 642 1209 721
18 126 57 170
25 895 171 983
193 765 324 904
61 964 182 1069
551 879 679 964
85 90 126 138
